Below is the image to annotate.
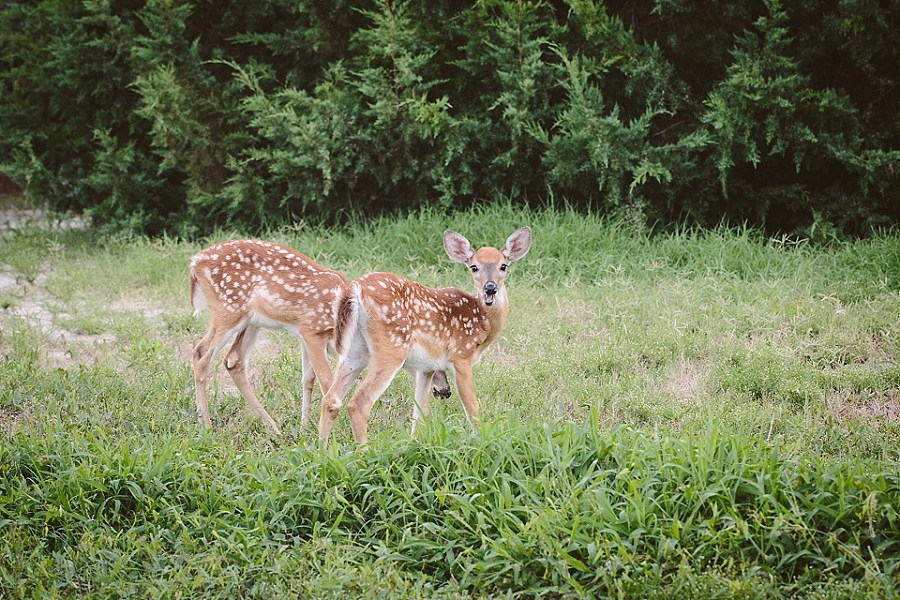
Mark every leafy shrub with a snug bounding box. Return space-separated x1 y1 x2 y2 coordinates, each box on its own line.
1 0 898 236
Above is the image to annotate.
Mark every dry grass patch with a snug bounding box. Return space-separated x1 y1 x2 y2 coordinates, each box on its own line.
827 389 900 427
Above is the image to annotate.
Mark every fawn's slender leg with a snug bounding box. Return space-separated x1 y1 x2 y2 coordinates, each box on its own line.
451 361 479 428
318 350 368 442
411 371 435 435
346 356 405 445
299 340 315 424
223 325 282 434
193 321 243 429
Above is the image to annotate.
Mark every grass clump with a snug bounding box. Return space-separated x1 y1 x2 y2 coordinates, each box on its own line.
2 204 900 597
1 419 898 598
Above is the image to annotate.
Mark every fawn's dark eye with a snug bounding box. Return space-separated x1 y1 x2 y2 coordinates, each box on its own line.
470 265 479 273
500 264 508 272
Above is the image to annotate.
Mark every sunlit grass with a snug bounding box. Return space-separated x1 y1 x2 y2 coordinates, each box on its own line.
1 205 900 597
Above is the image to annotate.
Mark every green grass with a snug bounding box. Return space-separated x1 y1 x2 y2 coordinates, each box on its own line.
1 205 900 598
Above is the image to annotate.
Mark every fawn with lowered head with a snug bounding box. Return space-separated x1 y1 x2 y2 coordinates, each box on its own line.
189 239 346 434
188 239 452 434
318 227 532 444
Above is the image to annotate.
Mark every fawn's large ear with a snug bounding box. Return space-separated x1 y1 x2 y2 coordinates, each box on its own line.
444 230 474 264
501 226 532 262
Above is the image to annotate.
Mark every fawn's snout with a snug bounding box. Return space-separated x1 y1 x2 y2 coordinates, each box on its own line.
483 281 499 305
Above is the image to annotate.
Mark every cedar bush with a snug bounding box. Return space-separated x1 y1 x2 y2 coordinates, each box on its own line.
1 0 898 236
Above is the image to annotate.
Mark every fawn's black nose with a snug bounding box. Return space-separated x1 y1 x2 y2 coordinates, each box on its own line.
483 281 498 305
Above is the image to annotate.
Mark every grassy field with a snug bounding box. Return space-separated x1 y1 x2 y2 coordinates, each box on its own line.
2 204 900 598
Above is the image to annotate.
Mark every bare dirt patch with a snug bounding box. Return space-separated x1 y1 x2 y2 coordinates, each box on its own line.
0 269 18 291
667 359 703 403
111 299 167 324
827 390 900 426
1 284 110 370
0 406 33 436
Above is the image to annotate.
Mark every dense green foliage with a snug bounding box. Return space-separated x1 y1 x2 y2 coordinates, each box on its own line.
2 420 899 598
1 0 898 236
2 206 900 596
